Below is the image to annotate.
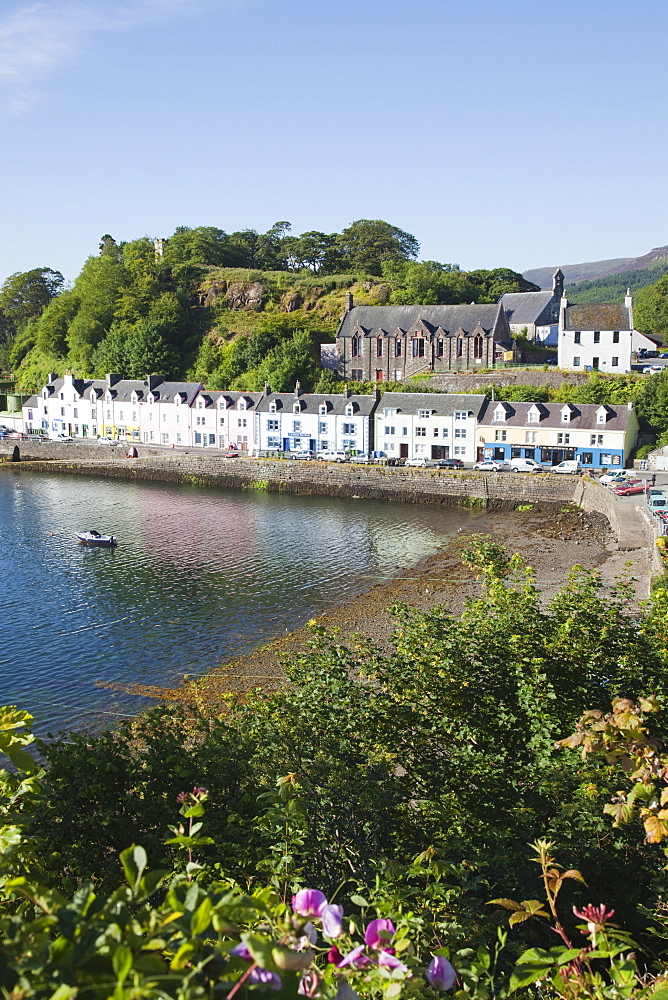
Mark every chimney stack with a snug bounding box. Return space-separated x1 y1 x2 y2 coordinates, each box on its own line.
146 374 165 390
344 291 354 312
105 373 122 388
294 381 302 397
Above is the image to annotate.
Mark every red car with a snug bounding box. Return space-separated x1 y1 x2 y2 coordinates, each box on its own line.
613 481 647 496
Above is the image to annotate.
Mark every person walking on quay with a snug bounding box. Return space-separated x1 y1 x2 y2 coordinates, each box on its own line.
652 473 657 487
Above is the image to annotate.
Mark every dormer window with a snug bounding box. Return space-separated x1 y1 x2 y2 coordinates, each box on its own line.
319 404 327 415
527 410 539 424
269 401 277 413
293 402 301 414
417 409 432 419
238 399 246 411
345 403 354 417
597 409 607 424
42 390 47 399
561 409 570 423
493 404 507 422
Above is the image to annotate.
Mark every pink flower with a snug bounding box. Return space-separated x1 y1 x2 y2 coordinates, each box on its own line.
572 904 615 931
364 918 395 950
230 942 252 961
378 951 408 974
322 903 344 939
327 946 344 966
426 956 456 991
337 945 372 969
292 889 328 918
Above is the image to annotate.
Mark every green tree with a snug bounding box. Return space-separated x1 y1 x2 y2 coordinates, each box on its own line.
0 267 64 343
467 267 540 300
634 271 668 337
125 319 179 378
337 219 419 275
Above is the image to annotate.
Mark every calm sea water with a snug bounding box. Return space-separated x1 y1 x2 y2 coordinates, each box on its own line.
0 470 483 736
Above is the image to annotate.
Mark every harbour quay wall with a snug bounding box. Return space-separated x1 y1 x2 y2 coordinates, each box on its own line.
2 450 589 510
0 441 167 461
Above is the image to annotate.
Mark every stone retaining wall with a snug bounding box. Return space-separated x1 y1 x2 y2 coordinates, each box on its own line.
0 441 171 462
3 453 582 510
418 370 590 393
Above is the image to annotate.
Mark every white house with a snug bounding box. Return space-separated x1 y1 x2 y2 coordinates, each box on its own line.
500 269 563 345
192 390 261 450
24 372 110 438
254 384 379 455
140 380 202 446
558 292 637 373
478 399 639 470
374 392 487 463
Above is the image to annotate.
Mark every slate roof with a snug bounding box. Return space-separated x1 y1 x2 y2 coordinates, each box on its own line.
563 303 633 331
256 391 379 416
198 390 262 410
337 303 505 338
103 379 148 401
377 392 487 418
478 399 635 432
500 291 557 327
147 381 202 404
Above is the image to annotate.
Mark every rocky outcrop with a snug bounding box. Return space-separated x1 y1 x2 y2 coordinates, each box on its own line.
200 280 228 307
226 281 266 311
281 291 302 312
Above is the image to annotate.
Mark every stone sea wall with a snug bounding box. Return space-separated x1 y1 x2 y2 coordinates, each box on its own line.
1 447 588 510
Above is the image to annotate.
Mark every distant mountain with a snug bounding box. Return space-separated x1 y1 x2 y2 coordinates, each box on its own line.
523 245 668 289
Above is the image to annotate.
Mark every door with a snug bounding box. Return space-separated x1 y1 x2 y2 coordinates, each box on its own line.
400 443 409 458
477 447 484 461
375 370 384 381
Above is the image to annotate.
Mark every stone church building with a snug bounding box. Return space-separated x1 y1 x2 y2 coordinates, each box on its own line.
334 293 512 381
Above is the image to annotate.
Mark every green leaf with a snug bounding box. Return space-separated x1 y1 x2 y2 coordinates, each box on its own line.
112 945 133 984
350 894 368 907
190 897 213 936
120 845 147 891
385 984 402 999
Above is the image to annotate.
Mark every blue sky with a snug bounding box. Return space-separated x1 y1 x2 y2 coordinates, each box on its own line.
1 0 666 284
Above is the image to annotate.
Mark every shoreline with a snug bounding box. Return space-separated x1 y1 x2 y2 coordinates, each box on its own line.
116 503 622 713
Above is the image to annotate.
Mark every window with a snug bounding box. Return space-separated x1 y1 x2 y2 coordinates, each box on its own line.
60 393 64 400
574 332 581 344
433 427 439 437
350 369 363 380
454 446 466 456
318 422 327 434
73 408 78 418
269 401 277 413
613 331 620 343
343 423 356 434
437 338 444 357
351 335 362 358
590 434 604 446
415 427 426 437
267 419 279 430
163 413 167 423
107 410 111 420
495 430 507 441
593 331 600 344
442 428 448 438
293 421 301 432
561 410 570 422
525 431 538 443
132 411 137 422
402 427 408 436
384 426 395 436
376 338 383 357
581 452 593 464
592 357 599 370
528 410 539 423
267 437 280 448
220 417 225 426
176 433 182 444
91 407 97 418
342 439 356 450
238 418 247 427
456 337 463 358
319 404 327 415
415 443 426 454
394 370 402 381
597 411 606 424
573 357 580 366
601 454 612 466
385 441 396 452
455 428 466 439
612 357 619 367
162 433 169 445
345 404 354 417
557 433 570 444
412 338 425 358
394 339 402 357
454 411 466 420
60 407 65 416
417 409 431 419
474 334 483 358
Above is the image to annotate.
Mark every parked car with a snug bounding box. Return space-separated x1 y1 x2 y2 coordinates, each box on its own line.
473 460 507 472
551 460 581 474
546 357 558 365
613 482 648 496
599 470 634 485
97 437 119 446
661 352 668 359
349 453 371 464
405 456 434 468
639 349 660 359
316 450 347 463
48 432 73 443
289 450 316 460
510 457 543 473
643 366 663 374
434 458 464 469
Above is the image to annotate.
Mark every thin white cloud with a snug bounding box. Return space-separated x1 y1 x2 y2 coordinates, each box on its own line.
0 0 219 114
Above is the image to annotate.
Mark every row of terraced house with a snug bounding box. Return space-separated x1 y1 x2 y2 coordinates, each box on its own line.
21 373 639 470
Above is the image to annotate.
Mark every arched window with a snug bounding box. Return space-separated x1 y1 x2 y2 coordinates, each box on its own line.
474 334 483 359
456 337 463 358
352 335 362 358
437 338 444 358
394 339 402 357
376 338 383 358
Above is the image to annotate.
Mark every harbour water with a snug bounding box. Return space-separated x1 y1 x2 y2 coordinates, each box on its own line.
0 470 483 736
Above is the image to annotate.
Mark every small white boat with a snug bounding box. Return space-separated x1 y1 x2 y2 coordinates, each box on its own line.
77 530 117 547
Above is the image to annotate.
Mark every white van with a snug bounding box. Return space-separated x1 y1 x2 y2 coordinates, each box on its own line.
510 457 543 474
551 460 581 474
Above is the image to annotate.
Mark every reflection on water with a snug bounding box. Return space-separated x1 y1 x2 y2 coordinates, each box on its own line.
0 471 483 736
